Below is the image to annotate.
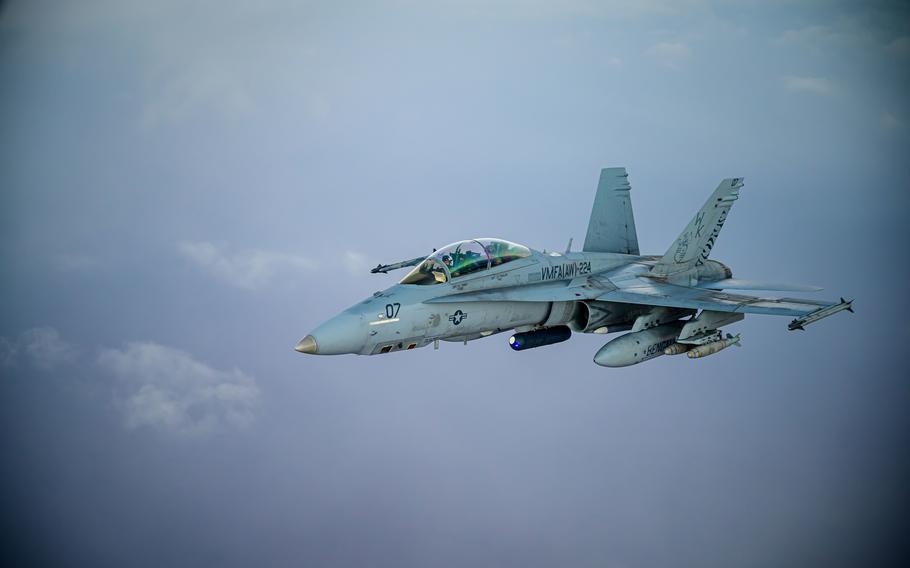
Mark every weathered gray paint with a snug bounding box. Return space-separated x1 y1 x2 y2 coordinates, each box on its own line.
299 170 850 365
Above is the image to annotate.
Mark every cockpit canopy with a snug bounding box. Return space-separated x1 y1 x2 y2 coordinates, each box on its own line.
399 238 532 285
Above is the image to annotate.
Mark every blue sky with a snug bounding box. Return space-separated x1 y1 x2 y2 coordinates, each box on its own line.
2 1 908 566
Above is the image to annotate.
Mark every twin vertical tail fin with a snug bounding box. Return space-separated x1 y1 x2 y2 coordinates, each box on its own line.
650 177 744 278
582 167 640 255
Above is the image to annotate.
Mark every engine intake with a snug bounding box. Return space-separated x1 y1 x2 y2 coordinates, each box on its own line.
570 301 642 333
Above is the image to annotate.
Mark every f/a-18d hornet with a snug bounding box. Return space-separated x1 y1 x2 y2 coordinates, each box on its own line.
296 168 852 367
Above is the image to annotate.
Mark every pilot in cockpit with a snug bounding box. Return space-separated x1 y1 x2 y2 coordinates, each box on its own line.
487 242 503 266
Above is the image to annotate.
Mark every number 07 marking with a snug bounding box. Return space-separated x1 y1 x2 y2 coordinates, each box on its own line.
385 303 401 318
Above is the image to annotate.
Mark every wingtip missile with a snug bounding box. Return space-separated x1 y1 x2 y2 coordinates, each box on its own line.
788 298 854 331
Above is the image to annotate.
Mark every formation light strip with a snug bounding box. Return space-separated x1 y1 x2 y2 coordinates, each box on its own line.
369 318 400 326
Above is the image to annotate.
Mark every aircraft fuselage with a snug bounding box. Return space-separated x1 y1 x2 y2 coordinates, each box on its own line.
297 249 665 356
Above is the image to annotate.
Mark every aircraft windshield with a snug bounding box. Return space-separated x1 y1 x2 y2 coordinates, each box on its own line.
399 238 531 285
399 258 449 285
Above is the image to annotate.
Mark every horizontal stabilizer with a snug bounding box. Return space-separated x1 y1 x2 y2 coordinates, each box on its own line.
698 279 822 292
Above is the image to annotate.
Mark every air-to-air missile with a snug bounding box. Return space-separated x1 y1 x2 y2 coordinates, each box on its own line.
788 298 854 331
371 256 425 274
686 334 742 359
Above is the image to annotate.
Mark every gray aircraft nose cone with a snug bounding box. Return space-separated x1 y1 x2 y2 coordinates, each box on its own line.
295 335 318 354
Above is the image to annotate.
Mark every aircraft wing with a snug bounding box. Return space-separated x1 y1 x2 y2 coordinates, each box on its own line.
426 274 852 329
696 279 822 292
599 277 838 317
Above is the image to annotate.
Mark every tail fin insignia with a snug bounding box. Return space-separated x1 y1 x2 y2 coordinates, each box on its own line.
652 177 743 277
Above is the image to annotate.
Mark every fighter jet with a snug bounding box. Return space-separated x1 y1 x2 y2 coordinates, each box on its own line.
296 168 853 367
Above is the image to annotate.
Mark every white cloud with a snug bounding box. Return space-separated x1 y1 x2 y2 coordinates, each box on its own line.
782 75 833 96
644 41 691 68
178 241 317 290
22 328 78 370
98 342 260 437
0 327 78 370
